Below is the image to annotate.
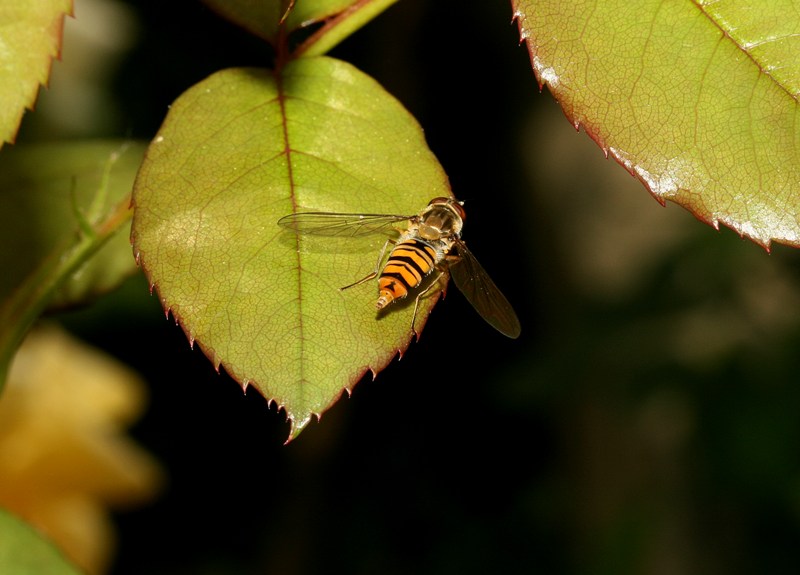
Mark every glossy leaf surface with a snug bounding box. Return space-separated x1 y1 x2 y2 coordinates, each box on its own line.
0 0 72 147
513 0 800 248
131 57 450 438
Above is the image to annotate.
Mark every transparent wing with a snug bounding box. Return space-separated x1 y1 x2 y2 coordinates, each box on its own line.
278 212 414 237
449 240 521 339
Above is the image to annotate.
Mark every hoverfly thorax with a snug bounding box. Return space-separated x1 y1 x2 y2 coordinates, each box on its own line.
417 198 464 241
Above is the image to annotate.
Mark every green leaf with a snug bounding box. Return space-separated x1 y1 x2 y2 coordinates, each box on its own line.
513 0 800 248
0 140 144 306
0 507 83 575
202 0 397 56
0 141 145 391
0 0 73 147
201 0 284 42
291 0 400 58
131 57 451 439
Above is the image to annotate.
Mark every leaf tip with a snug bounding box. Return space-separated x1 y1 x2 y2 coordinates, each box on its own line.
285 411 316 444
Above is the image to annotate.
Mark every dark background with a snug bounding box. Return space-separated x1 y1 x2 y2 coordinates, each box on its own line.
36 0 800 573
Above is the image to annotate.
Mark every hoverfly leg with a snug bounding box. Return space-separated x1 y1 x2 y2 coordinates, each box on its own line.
340 238 396 291
340 271 377 291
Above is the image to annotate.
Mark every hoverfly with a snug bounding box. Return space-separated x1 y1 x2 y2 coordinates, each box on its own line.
278 197 521 338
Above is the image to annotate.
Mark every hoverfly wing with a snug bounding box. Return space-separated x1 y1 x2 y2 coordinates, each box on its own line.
278 212 413 237
449 241 521 339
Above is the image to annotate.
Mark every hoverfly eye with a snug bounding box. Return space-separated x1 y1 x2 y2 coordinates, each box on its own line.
452 201 466 220
428 196 466 220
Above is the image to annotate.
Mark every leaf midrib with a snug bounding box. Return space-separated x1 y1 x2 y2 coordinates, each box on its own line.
693 0 798 102
275 68 308 405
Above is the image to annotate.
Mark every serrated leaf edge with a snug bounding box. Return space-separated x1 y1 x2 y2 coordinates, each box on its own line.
510 6 788 251
139 268 436 442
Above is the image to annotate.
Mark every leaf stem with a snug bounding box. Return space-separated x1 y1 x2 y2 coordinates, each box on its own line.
0 193 133 393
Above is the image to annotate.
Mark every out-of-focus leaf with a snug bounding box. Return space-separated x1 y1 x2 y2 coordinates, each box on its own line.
0 507 82 575
0 0 73 147
513 0 800 248
132 57 451 439
0 141 145 392
0 141 145 308
202 0 397 56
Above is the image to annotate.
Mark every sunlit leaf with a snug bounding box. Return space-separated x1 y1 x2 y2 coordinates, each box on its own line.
0 0 73 147
131 57 451 439
513 0 800 248
0 507 82 575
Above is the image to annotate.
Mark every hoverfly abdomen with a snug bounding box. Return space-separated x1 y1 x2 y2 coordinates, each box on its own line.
377 238 439 309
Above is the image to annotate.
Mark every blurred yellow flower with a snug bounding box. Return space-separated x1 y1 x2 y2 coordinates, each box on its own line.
0 324 162 575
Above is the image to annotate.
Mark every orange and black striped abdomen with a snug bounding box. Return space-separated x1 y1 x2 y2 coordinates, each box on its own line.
376 239 438 309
